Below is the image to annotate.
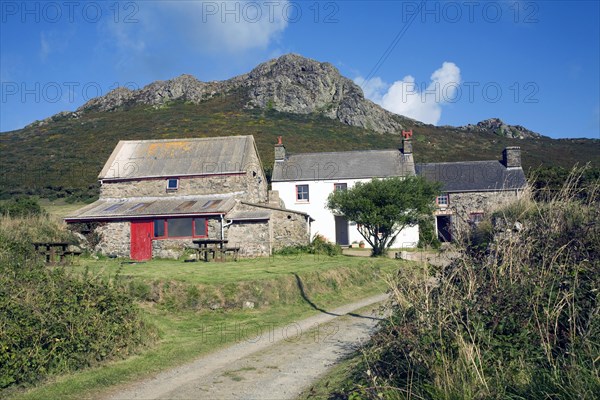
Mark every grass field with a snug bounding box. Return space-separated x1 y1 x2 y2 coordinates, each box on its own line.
9 254 404 400
69 254 395 285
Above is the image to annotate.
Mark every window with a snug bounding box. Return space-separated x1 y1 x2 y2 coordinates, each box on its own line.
296 184 309 202
334 183 347 191
104 203 122 212
153 218 208 239
167 178 179 191
436 195 449 206
167 218 193 237
154 219 166 237
469 213 485 225
194 218 207 236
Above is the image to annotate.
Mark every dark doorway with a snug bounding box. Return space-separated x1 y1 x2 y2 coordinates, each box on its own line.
334 216 349 245
436 215 452 242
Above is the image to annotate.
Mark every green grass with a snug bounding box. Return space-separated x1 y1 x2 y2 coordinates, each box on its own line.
69 254 391 285
38 199 90 218
8 255 403 400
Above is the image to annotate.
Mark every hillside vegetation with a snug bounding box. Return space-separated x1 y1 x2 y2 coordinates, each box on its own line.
1 94 599 201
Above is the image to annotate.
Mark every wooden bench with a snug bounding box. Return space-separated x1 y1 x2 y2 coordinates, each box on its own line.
223 247 241 262
32 242 81 265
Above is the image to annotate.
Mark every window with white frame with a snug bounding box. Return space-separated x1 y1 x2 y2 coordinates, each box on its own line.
167 178 179 191
334 183 347 191
436 194 449 206
296 184 309 202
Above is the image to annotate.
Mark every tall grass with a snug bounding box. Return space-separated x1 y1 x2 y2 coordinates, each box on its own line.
354 167 599 399
0 214 155 391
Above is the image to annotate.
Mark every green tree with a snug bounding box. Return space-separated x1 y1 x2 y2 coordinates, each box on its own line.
327 177 440 256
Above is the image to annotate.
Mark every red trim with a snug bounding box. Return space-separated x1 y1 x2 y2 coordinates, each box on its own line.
436 194 449 206
103 171 246 183
65 212 225 223
152 217 209 240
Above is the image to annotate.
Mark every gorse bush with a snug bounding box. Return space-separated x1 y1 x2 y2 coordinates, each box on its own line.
0 197 46 217
274 235 342 257
0 215 155 389
351 167 599 399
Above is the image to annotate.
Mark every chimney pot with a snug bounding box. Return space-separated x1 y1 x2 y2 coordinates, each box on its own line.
274 138 286 161
402 130 413 154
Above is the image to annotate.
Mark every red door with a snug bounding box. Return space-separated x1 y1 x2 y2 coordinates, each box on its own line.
131 220 153 261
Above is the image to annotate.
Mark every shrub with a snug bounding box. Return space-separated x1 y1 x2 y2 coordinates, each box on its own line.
0 215 156 389
349 167 600 399
0 197 46 217
274 235 342 257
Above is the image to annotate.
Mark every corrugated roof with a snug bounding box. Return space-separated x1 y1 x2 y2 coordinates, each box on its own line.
65 195 236 221
99 135 256 180
272 150 415 182
226 211 271 221
416 161 527 192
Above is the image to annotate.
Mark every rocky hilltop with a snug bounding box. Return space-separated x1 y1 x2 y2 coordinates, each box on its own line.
455 118 542 139
45 54 413 134
27 54 543 138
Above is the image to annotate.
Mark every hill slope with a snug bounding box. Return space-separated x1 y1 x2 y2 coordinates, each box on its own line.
1 54 598 201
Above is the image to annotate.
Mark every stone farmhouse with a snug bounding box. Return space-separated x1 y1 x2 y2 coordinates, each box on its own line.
271 134 420 248
271 135 527 247
417 146 527 242
65 136 312 260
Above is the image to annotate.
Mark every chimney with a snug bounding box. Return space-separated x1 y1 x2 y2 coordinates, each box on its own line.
401 130 413 154
274 136 286 161
502 146 521 168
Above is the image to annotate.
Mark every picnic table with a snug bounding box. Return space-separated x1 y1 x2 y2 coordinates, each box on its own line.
192 239 240 262
32 242 81 264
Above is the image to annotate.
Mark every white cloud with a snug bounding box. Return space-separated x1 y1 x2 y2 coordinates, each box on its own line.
355 62 461 125
40 32 51 61
108 1 289 55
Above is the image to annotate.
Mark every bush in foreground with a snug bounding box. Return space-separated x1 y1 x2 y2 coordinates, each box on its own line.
0 215 155 389
349 168 599 399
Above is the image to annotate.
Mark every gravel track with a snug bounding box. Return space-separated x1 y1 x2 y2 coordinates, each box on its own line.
107 293 387 400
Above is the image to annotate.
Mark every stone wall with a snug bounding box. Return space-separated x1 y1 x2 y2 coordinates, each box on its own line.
224 201 310 255
226 220 271 257
270 208 310 250
440 189 523 239
100 168 267 203
94 221 130 257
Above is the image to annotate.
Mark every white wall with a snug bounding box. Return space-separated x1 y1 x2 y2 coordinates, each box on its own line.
272 178 419 248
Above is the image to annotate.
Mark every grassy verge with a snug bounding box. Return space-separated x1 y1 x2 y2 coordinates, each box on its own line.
8 255 403 400
312 168 600 399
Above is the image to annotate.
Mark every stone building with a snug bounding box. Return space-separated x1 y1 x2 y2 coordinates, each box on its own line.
416 147 528 241
65 136 311 260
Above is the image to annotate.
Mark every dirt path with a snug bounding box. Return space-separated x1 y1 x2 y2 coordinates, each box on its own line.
107 293 387 400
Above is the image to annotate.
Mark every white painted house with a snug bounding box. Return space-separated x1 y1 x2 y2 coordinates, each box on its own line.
271 135 419 248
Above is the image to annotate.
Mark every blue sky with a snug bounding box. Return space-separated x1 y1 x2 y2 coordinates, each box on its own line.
1 1 599 139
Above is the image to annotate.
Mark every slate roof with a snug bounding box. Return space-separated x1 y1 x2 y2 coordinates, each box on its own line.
99 136 258 180
226 211 271 221
65 195 236 221
416 161 527 192
272 150 414 182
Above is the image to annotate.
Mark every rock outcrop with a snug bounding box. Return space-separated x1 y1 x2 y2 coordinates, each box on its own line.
70 54 413 134
457 118 542 139
28 54 543 137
